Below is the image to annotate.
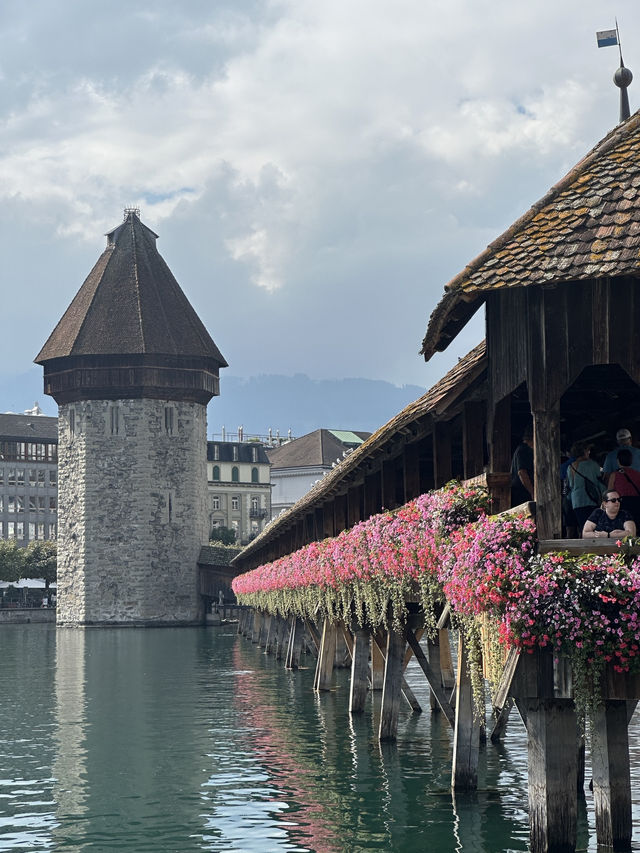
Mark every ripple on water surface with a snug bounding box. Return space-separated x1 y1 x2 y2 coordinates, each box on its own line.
1 625 640 851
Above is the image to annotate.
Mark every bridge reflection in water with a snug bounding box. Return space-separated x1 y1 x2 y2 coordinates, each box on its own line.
1 625 639 851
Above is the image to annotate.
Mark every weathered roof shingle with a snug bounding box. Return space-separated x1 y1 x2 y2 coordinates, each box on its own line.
36 210 227 367
422 111 640 359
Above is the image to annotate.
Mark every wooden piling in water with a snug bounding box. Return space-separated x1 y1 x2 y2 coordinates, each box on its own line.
286 617 304 670
275 617 289 660
263 614 274 654
238 602 640 852
451 633 480 791
379 629 405 741
349 626 371 713
512 648 578 853
592 699 632 850
371 631 385 690
314 619 337 691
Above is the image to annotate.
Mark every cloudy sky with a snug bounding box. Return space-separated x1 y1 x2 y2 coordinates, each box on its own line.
1 0 638 417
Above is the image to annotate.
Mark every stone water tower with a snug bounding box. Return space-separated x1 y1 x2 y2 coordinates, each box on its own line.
35 209 227 626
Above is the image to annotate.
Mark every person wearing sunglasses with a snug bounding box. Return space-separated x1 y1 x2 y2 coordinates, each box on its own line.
582 489 637 539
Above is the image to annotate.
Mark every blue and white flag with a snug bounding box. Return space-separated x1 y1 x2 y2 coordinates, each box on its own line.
596 28 618 48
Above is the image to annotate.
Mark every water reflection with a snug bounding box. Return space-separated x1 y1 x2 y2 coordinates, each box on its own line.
2 626 640 851
52 629 88 848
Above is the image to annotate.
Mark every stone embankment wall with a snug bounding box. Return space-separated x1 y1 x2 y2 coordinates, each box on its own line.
0 608 56 624
57 399 208 626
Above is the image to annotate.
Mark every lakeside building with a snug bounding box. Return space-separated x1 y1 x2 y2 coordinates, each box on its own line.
266 429 370 516
0 410 58 544
207 439 271 544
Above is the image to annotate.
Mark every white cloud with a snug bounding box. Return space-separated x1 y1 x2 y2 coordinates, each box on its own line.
1 0 639 391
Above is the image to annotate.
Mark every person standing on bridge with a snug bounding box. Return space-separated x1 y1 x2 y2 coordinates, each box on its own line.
602 427 640 476
510 425 534 507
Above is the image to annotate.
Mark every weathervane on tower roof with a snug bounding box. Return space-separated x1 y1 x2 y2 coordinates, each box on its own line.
597 19 633 123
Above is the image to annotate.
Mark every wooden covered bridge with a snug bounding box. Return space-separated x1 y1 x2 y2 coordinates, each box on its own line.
232 113 640 852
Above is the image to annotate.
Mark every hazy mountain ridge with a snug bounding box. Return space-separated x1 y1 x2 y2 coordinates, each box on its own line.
1 369 426 438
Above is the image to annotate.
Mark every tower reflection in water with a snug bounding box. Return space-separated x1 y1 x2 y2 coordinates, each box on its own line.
52 629 88 847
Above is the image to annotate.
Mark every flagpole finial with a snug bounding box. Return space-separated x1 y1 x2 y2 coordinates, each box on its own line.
597 24 633 123
614 63 633 122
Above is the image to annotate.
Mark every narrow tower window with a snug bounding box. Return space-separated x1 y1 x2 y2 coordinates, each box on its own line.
164 406 175 435
109 405 120 436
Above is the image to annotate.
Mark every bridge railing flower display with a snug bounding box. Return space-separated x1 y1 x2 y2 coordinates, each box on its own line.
233 482 640 708
232 482 491 631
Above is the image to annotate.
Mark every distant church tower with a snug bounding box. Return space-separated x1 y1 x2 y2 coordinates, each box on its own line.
35 209 227 626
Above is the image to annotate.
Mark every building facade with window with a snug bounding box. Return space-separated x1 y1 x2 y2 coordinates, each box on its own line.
0 412 58 544
266 429 371 516
207 441 271 544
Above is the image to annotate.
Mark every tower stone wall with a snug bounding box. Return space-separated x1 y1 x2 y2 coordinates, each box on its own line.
56 399 208 625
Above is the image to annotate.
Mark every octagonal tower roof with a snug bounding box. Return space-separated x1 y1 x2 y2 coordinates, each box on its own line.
36 209 227 405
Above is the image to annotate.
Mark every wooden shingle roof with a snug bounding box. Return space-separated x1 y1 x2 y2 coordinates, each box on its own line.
36 210 227 366
233 341 486 568
421 111 640 360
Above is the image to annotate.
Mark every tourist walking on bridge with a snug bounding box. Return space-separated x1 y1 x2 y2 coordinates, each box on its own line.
567 441 604 530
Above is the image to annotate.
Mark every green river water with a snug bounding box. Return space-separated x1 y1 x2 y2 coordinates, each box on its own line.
0 624 639 852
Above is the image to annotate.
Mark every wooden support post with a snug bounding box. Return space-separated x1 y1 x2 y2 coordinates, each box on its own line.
379 629 405 741
314 619 337 691
403 442 422 502
404 628 454 726
286 618 305 670
439 628 455 692
488 394 512 513
451 633 480 791
350 626 371 714
304 619 321 654
512 649 578 853
592 700 632 850
526 699 577 853
490 647 520 742
258 613 268 648
334 623 351 668
382 458 398 510
371 631 385 689
373 631 421 712
251 611 261 644
275 617 289 661
284 617 295 667
399 676 421 712
433 420 452 488
264 615 274 654
427 635 443 712
463 400 485 480
533 405 561 540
